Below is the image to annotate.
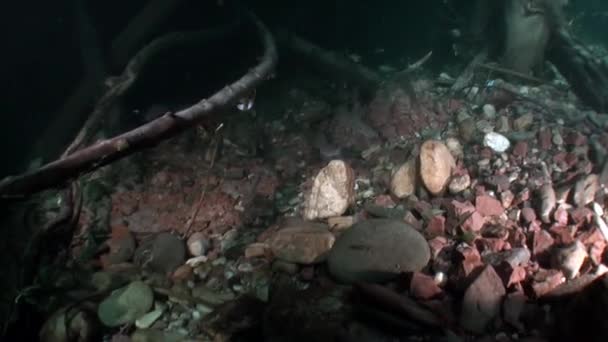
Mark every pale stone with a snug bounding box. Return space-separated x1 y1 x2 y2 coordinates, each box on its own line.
390 159 417 198
303 160 355 220
419 140 455 195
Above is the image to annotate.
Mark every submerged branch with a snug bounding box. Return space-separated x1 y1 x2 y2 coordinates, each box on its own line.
0 11 277 198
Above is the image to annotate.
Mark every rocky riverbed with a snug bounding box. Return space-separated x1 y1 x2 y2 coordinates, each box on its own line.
35 69 608 342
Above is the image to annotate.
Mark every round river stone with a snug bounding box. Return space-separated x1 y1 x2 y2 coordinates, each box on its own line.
327 219 430 284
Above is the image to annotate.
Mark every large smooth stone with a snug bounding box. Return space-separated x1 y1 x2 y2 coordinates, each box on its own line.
97 281 154 327
327 219 430 283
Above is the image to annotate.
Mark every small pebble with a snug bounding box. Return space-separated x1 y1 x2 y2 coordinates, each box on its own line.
483 104 497 119
483 132 511 153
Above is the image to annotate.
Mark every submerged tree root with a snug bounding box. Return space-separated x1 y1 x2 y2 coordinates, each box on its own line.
0 10 277 198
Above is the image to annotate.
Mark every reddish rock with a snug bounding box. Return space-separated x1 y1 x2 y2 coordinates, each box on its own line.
481 224 509 239
565 131 587 146
512 141 528 158
450 200 486 232
476 238 506 253
476 195 504 217
565 152 579 168
552 240 588 280
580 228 606 246
428 236 449 259
573 174 599 208
480 148 493 159
474 184 487 197
457 246 484 276
486 175 511 192
538 128 552 149
496 262 528 288
150 170 172 187
513 188 531 207
553 205 569 226
549 225 575 245
373 194 396 208
427 215 446 237
532 269 565 297
521 207 537 224
500 190 514 208
102 224 136 267
589 240 606 265
414 201 434 217
569 207 593 226
462 212 485 233
460 265 506 334
403 211 423 231
446 98 464 113
532 230 555 260
552 152 569 170
409 272 443 300
450 200 475 216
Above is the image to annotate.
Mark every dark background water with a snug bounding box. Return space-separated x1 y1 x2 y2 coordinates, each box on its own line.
0 0 606 178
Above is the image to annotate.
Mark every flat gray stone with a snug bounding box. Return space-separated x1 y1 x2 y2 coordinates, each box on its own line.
327 219 430 283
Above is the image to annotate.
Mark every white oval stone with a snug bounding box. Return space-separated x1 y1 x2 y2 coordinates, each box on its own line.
483 132 510 153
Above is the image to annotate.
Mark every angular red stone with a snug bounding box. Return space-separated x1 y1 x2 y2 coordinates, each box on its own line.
409 272 443 300
532 230 555 260
512 141 528 158
427 215 446 237
428 236 449 259
553 205 569 226
373 194 396 208
460 265 506 333
521 207 537 223
476 238 506 253
565 131 587 146
539 128 553 149
457 246 484 276
532 269 565 297
496 261 528 288
476 195 504 217
569 207 593 226
549 224 575 245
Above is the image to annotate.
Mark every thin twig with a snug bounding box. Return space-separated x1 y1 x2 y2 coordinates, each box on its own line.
0 10 277 197
184 124 223 237
476 63 546 85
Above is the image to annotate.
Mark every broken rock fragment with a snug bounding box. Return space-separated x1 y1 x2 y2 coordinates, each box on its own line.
303 160 355 220
460 265 506 334
409 272 443 300
532 269 565 297
573 174 599 208
539 184 556 223
475 195 504 217
552 240 588 279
